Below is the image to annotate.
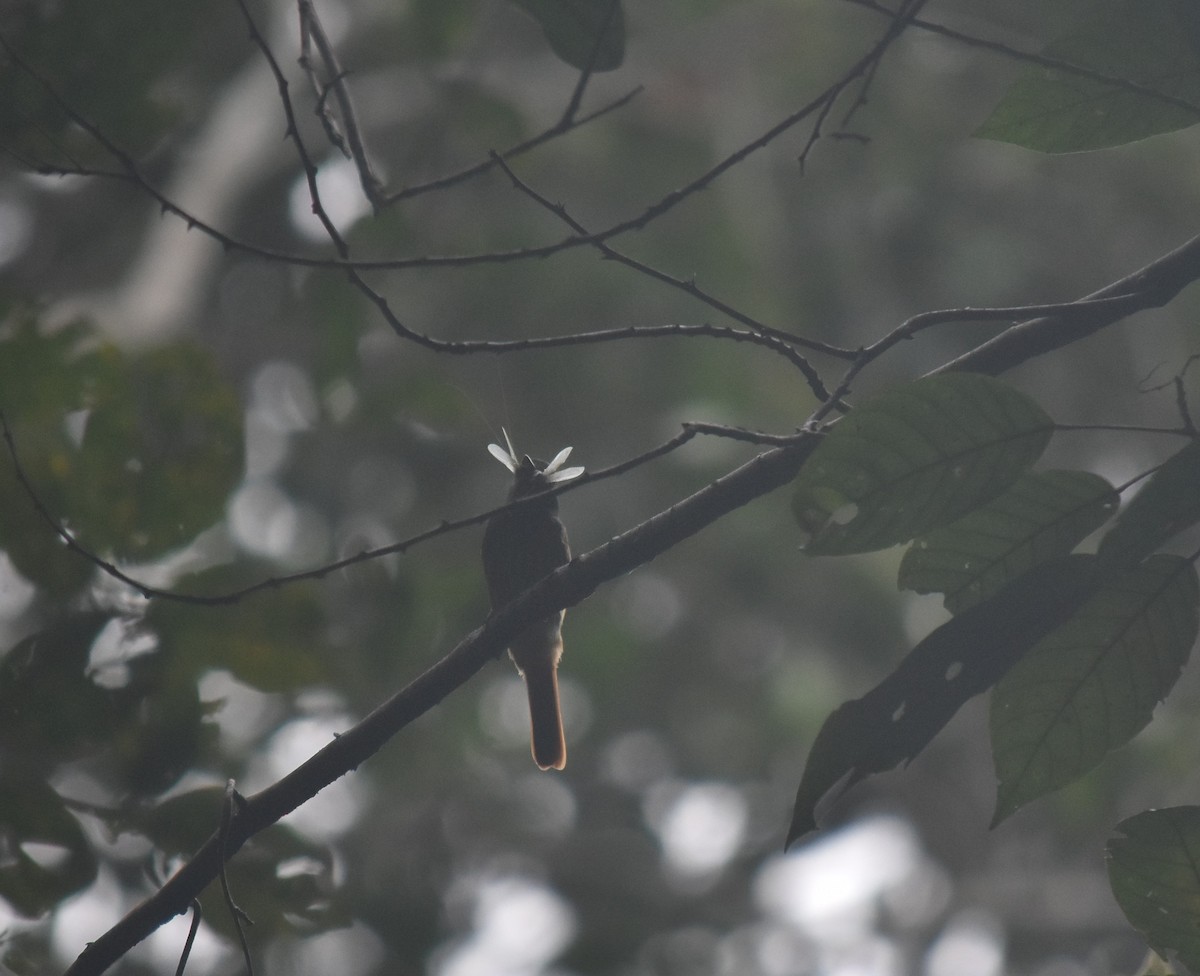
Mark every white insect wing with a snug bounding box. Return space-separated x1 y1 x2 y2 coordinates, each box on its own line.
548 465 585 483
545 445 585 483
488 442 518 471
545 446 574 473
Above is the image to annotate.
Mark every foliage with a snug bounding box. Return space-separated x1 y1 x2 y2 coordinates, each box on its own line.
2 0 1200 975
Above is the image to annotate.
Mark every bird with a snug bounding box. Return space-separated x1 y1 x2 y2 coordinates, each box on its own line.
482 429 584 770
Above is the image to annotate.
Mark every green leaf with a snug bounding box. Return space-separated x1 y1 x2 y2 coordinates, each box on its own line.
201 825 349 939
0 323 244 571
991 555 1199 823
0 774 97 917
140 787 228 857
509 0 625 71
142 789 348 936
900 470 1117 613
65 343 243 560
0 0 208 161
1108 807 1200 973
788 555 1096 846
793 374 1054 555
148 567 329 692
1098 440 1200 575
976 0 1200 153
0 315 120 595
0 612 120 767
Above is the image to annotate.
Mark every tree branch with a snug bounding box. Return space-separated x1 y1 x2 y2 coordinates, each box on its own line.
931 232 1200 376
63 434 820 976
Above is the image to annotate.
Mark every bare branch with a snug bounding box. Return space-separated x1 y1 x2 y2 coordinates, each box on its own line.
844 0 1200 120
0 414 713 606
2 6 931 276
931 233 1200 377
380 86 644 205
297 0 386 211
234 0 349 257
488 150 850 380
63 434 822 976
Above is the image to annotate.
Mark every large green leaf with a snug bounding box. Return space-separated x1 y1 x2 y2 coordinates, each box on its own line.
66 343 243 560
0 612 119 767
0 775 97 917
0 0 207 162
788 555 1096 845
991 555 1199 823
0 316 119 595
900 470 1117 613
1098 439 1200 575
1108 807 1200 973
0 322 244 573
793 374 1054 555
508 0 625 71
148 567 329 692
976 0 1200 153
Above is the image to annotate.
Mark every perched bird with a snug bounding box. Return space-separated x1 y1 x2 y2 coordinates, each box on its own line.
482 430 584 770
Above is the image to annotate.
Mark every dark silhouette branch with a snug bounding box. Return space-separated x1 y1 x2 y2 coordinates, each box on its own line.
844 0 1200 121
378 86 644 206
488 150 849 375
930 233 1200 377
297 0 385 211
60 216 1200 969
62 433 821 976
2 4 930 277
0 418 718 606
234 0 349 259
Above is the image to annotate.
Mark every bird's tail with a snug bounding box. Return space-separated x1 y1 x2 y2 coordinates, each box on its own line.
512 626 566 771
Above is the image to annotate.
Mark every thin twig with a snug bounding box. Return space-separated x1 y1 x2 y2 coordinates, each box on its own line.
844 0 1200 120
489 150 849 380
3 7 923 277
379 86 643 205
172 902 202 976
234 0 348 258
840 0 929 130
680 421 815 445
0 411 708 605
4 34 639 272
218 782 254 976
297 0 386 210
557 0 621 126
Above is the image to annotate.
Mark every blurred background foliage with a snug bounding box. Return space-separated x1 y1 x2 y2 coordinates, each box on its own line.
2 0 1200 974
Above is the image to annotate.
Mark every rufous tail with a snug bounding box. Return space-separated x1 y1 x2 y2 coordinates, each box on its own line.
522 656 566 771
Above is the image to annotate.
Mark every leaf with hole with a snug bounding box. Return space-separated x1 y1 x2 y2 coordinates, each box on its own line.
991 555 1199 824
793 374 1054 555
788 555 1096 846
900 470 1117 613
1098 439 1200 575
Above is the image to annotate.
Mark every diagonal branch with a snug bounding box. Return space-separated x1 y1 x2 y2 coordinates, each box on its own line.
62 215 1200 967
489 150 849 380
62 433 820 976
931 232 1200 377
844 0 1200 120
297 0 385 211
